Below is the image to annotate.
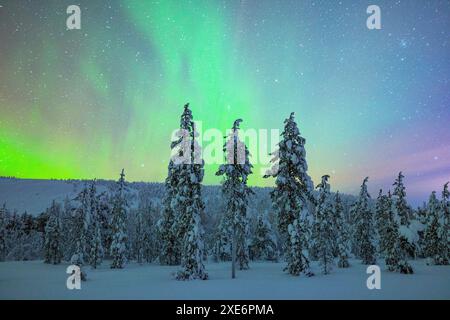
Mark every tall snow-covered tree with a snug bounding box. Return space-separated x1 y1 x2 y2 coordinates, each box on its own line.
88 181 104 269
250 211 278 262
158 104 196 265
44 201 63 264
439 182 450 264
334 192 350 268
375 189 390 257
110 169 129 269
97 191 112 257
264 112 315 275
392 172 416 258
73 183 90 265
312 175 335 274
264 112 315 237
354 177 376 265
383 192 414 273
60 196 75 261
171 104 208 280
263 112 314 276
416 202 428 258
424 191 448 265
392 172 411 226
216 119 253 274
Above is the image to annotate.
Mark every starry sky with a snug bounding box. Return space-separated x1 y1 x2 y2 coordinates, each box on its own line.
0 0 449 206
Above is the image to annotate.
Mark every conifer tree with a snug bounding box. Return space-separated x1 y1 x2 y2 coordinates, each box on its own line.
88 181 104 268
335 192 350 268
383 192 414 273
73 183 90 265
110 169 129 269
158 104 196 265
424 191 448 265
216 119 253 274
354 177 376 265
393 172 411 226
416 202 428 258
264 112 314 276
44 201 63 264
375 190 390 257
250 211 278 262
60 196 76 261
172 104 208 280
89 223 103 268
392 172 416 258
286 219 313 276
440 182 450 264
313 175 335 274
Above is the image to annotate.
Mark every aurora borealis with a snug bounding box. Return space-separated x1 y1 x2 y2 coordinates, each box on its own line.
0 0 449 205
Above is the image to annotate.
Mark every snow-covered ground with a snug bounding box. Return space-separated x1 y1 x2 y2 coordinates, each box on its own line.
1 259 449 299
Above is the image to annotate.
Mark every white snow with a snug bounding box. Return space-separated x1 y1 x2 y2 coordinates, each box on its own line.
0 259 449 299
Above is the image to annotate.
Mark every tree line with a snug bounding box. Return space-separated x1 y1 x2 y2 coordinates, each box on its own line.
0 104 448 281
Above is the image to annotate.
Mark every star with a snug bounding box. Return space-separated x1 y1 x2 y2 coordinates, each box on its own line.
400 39 408 48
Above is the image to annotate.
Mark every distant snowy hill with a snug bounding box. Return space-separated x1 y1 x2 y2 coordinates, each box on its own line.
0 178 358 217
0 178 111 215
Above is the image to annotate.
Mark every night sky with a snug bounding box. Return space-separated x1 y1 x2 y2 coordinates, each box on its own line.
0 0 449 206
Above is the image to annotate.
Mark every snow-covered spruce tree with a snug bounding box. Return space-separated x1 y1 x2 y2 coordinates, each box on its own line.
97 191 112 257
416 202 428 258
439 182 450 264
88 181 104 268
392 172 416 258
424 191 448 265
334 192 350 268
73 183 91 265
354 177 376 265
60 196 75 261
172 104 208 280
312 175 335 274
158 104 196 265
263 112 314 276
216 119 253 273
393 172 411 226
89 223 103 268
375 189 390 257
251 211 278 262
44 201 63 264
286 219 313 276
383 192 414 273
110 169 129 269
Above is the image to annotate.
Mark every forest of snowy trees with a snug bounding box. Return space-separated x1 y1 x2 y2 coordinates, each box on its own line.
0 104 449 281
